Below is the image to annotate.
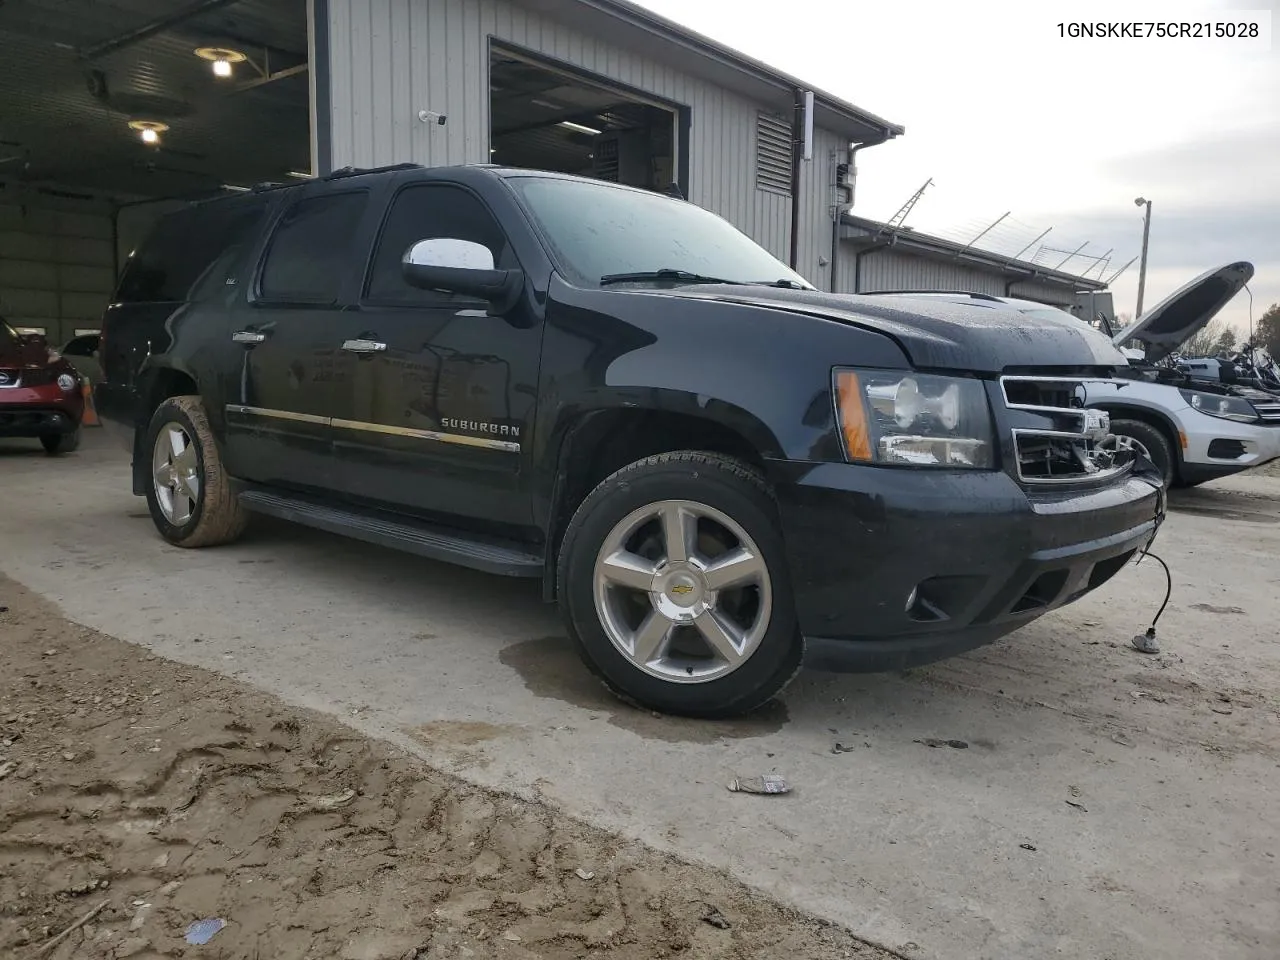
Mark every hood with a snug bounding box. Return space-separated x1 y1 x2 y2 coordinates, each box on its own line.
664 286 1129 373
1111 261 1254 363
0 331 52 369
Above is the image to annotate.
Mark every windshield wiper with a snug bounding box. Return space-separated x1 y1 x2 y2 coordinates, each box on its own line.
599 269 738 287
749 279 807 289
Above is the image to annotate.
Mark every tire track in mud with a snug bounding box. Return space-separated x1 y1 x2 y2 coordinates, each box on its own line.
0 578 900 960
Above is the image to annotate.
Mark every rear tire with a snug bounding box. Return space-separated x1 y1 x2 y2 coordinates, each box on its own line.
1111 418 1175 488
144 395 248 548
558 451 803 719
40 428 80 455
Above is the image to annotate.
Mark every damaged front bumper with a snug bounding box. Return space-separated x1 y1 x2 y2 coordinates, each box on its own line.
767 457 1165 673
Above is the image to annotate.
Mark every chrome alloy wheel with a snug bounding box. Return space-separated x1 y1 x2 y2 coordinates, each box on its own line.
592 500 773 684
152 423 201 525
1106 434 1153 462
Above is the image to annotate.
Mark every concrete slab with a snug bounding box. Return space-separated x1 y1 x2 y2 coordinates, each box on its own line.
2 431 1278 959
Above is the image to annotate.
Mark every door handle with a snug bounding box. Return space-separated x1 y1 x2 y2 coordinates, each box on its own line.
342 339 387 354
232 330 266 344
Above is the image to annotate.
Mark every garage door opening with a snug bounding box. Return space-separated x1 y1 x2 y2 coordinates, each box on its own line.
0 0 313 351
490 46 680 194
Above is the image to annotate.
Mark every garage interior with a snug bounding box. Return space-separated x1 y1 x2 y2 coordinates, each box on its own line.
0 0 312 347
489 46 678 193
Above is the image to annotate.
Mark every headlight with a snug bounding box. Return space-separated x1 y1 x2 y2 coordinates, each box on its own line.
1179 389 1258 423
835 368 995 468
57 373 78 392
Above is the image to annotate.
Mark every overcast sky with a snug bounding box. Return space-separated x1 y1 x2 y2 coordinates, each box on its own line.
634 0 1277 333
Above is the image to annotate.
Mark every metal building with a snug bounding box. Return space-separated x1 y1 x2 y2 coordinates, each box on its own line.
836 214 1114 321
0 0 903 346
315 0 904 291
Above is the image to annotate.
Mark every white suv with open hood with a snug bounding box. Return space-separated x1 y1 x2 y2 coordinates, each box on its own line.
870 262 1280 488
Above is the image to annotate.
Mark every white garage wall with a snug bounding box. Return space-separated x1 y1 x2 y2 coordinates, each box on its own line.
0 186 116 344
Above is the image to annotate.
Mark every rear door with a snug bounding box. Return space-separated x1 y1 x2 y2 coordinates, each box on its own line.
221 187 379 493
327 180 543 527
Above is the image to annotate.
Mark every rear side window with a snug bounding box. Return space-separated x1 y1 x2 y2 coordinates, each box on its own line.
115 198 269 303
259 192 369 304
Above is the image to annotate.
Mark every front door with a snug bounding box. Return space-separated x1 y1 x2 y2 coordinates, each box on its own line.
221 188 377 493
329 182 542 528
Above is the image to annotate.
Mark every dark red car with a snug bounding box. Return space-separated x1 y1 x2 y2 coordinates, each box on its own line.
0 318 85 454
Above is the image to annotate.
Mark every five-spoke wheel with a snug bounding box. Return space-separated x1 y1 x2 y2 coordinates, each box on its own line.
593 499 772 683
560 451 802 718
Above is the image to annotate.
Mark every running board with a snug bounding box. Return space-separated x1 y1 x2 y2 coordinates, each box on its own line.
237 490 543 578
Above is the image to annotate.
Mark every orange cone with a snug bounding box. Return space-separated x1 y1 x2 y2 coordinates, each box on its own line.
82 381 100 426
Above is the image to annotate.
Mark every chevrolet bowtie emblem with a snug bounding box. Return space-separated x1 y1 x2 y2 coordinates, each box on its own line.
670 584 694 595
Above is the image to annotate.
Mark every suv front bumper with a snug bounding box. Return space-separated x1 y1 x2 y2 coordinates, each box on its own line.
767 460 1164 673
1179 405 1280 478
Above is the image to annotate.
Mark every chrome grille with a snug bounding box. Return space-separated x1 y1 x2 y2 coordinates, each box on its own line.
1252 398 1280 423
1000 375 1132 485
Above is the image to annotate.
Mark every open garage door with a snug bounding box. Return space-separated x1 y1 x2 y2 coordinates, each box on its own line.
0 0 313 351
490 45 681 195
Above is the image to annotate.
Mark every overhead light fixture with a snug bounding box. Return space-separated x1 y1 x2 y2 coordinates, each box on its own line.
531 98 563 109
194 46 247 79
128 119 169 145
558 121 602 136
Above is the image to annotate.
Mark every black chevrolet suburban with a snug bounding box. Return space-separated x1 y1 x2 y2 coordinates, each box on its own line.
96 163 1165 718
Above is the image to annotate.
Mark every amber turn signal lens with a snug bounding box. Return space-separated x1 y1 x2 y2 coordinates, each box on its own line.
835 370 873 462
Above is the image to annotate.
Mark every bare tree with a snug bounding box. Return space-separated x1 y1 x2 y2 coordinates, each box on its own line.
1181 318 1230 358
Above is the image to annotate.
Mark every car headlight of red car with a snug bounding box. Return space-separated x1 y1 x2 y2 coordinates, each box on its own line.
57 372 79 392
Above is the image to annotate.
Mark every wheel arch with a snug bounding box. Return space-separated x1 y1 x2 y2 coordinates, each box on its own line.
1092 401 1186 475
130 362 202 496
538 407 773 602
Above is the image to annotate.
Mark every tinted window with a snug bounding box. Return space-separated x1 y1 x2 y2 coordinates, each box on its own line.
260 192 369 304
116 197 269 303
508 176 810 288
366 185 517 303
62 335 99 356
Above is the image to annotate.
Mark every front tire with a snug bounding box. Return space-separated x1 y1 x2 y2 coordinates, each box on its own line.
558 451 803 719
1111 418 1175 488
40 428 80 455
144 395 248 548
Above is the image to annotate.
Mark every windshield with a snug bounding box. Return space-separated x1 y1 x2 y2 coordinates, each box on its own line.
508 176 812 289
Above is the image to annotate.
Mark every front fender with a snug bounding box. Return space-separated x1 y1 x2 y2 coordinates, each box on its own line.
534 276 912 468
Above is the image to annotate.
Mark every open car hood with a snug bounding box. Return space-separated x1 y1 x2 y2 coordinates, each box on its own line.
1112 261 1254 362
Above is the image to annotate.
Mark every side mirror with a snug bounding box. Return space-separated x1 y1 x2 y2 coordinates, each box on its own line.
401 238 523 315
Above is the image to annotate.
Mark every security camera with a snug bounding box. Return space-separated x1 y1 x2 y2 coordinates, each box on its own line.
1134 197 1147 207
418 110 448 126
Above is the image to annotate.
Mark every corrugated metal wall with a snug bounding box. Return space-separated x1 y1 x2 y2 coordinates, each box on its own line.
1006 278 1076 306
833 245 1085 307
0 190 115 344
325 0 843 287
837 246 1007 297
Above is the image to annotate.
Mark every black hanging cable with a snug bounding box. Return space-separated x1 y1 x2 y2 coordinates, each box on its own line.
1135 549 1172 629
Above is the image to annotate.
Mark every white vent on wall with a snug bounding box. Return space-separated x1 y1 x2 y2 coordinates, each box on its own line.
755 112 793 194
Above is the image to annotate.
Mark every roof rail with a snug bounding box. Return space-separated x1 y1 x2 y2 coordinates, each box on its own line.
323 162 424 181
862 290 1005 302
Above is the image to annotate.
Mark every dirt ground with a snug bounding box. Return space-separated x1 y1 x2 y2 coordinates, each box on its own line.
0 578 894 960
